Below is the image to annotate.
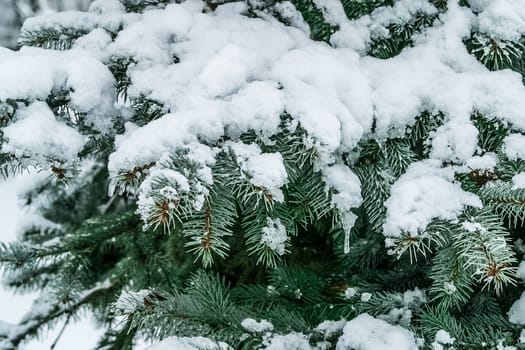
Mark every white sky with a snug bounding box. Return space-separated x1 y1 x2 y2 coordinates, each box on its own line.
0 176 101 350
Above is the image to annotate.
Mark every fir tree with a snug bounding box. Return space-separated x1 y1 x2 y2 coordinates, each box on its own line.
1 0 525 349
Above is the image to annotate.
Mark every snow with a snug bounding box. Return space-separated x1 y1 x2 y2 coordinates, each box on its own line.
137 166 201 224
0 50 56 101
344 287 357 299
336 313 418 350
260 218 288 256
324 164 362 213
3 0 525 347
429 120 479 163
323 163 362 253
263 332 312 350
443 281 458 295
472 0 525 41
431 330 455 350
504 134 525 160
146 336 231 350
435 330 454 344
63 56 117 129
0 0 523 247
0 47 116 132
375 288 426 327
402 288 426 304
228 142 288 202
383 161 482 242
2 102 86 164
241 318 274 333
73 27 113 52
512 173 525 190
496 342 517 350
135 145 215 225
461 220 484 233
509 291 525 325
227 81 285 139
110 4 193 64
200 45 258 97
315 319 346 338
34 0 512 239
88 0 125 14
21 4 126 38
103 0 525 178
274 2 310 36
360 292 372 302
115 289 151 314
465 154 497 171
323 0 438 51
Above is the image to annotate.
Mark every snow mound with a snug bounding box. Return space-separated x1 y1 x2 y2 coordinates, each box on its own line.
2 102 86 164
261 218 288 256
264 332 312 350
241 318 274 333
512 173 525 190
7 0 525 240
504 134 525 160
383 161 482 242
509 292 525 325
336 313 418 350
105 0 525 177
0 48 115 121
146 336 231 350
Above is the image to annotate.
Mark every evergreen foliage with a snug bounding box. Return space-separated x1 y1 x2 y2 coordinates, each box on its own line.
1 0 525 349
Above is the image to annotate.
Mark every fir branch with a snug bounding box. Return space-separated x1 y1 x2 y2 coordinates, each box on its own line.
406 111 445 157
369 12 440 59
466 33 525 72
286 166 333 227
472 112 508 153
121 271 245 346
122 0 179 13
0 280 113 349
131 97 166 127
497 159 525 181
183 188 236 268
452 209 517 294
273 119 318 182
340 0 394 20
389 220 450 262
479 181 525 227
137 150 212 232
242 209 291 268
418 305 465 343
428 247 475 309
354 138 416 234
3 1 525 347
214 150 276 212
290 0 338 42
110 162 156 196
47 91 86 127
0 100 17 128
18 27 89 50
107 56 135 103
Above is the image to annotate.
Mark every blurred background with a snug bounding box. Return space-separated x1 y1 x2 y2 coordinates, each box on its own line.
0 1 102 349
0 0 92 49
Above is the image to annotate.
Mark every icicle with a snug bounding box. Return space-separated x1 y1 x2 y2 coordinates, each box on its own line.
341 211 356 254
344 227 350 254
